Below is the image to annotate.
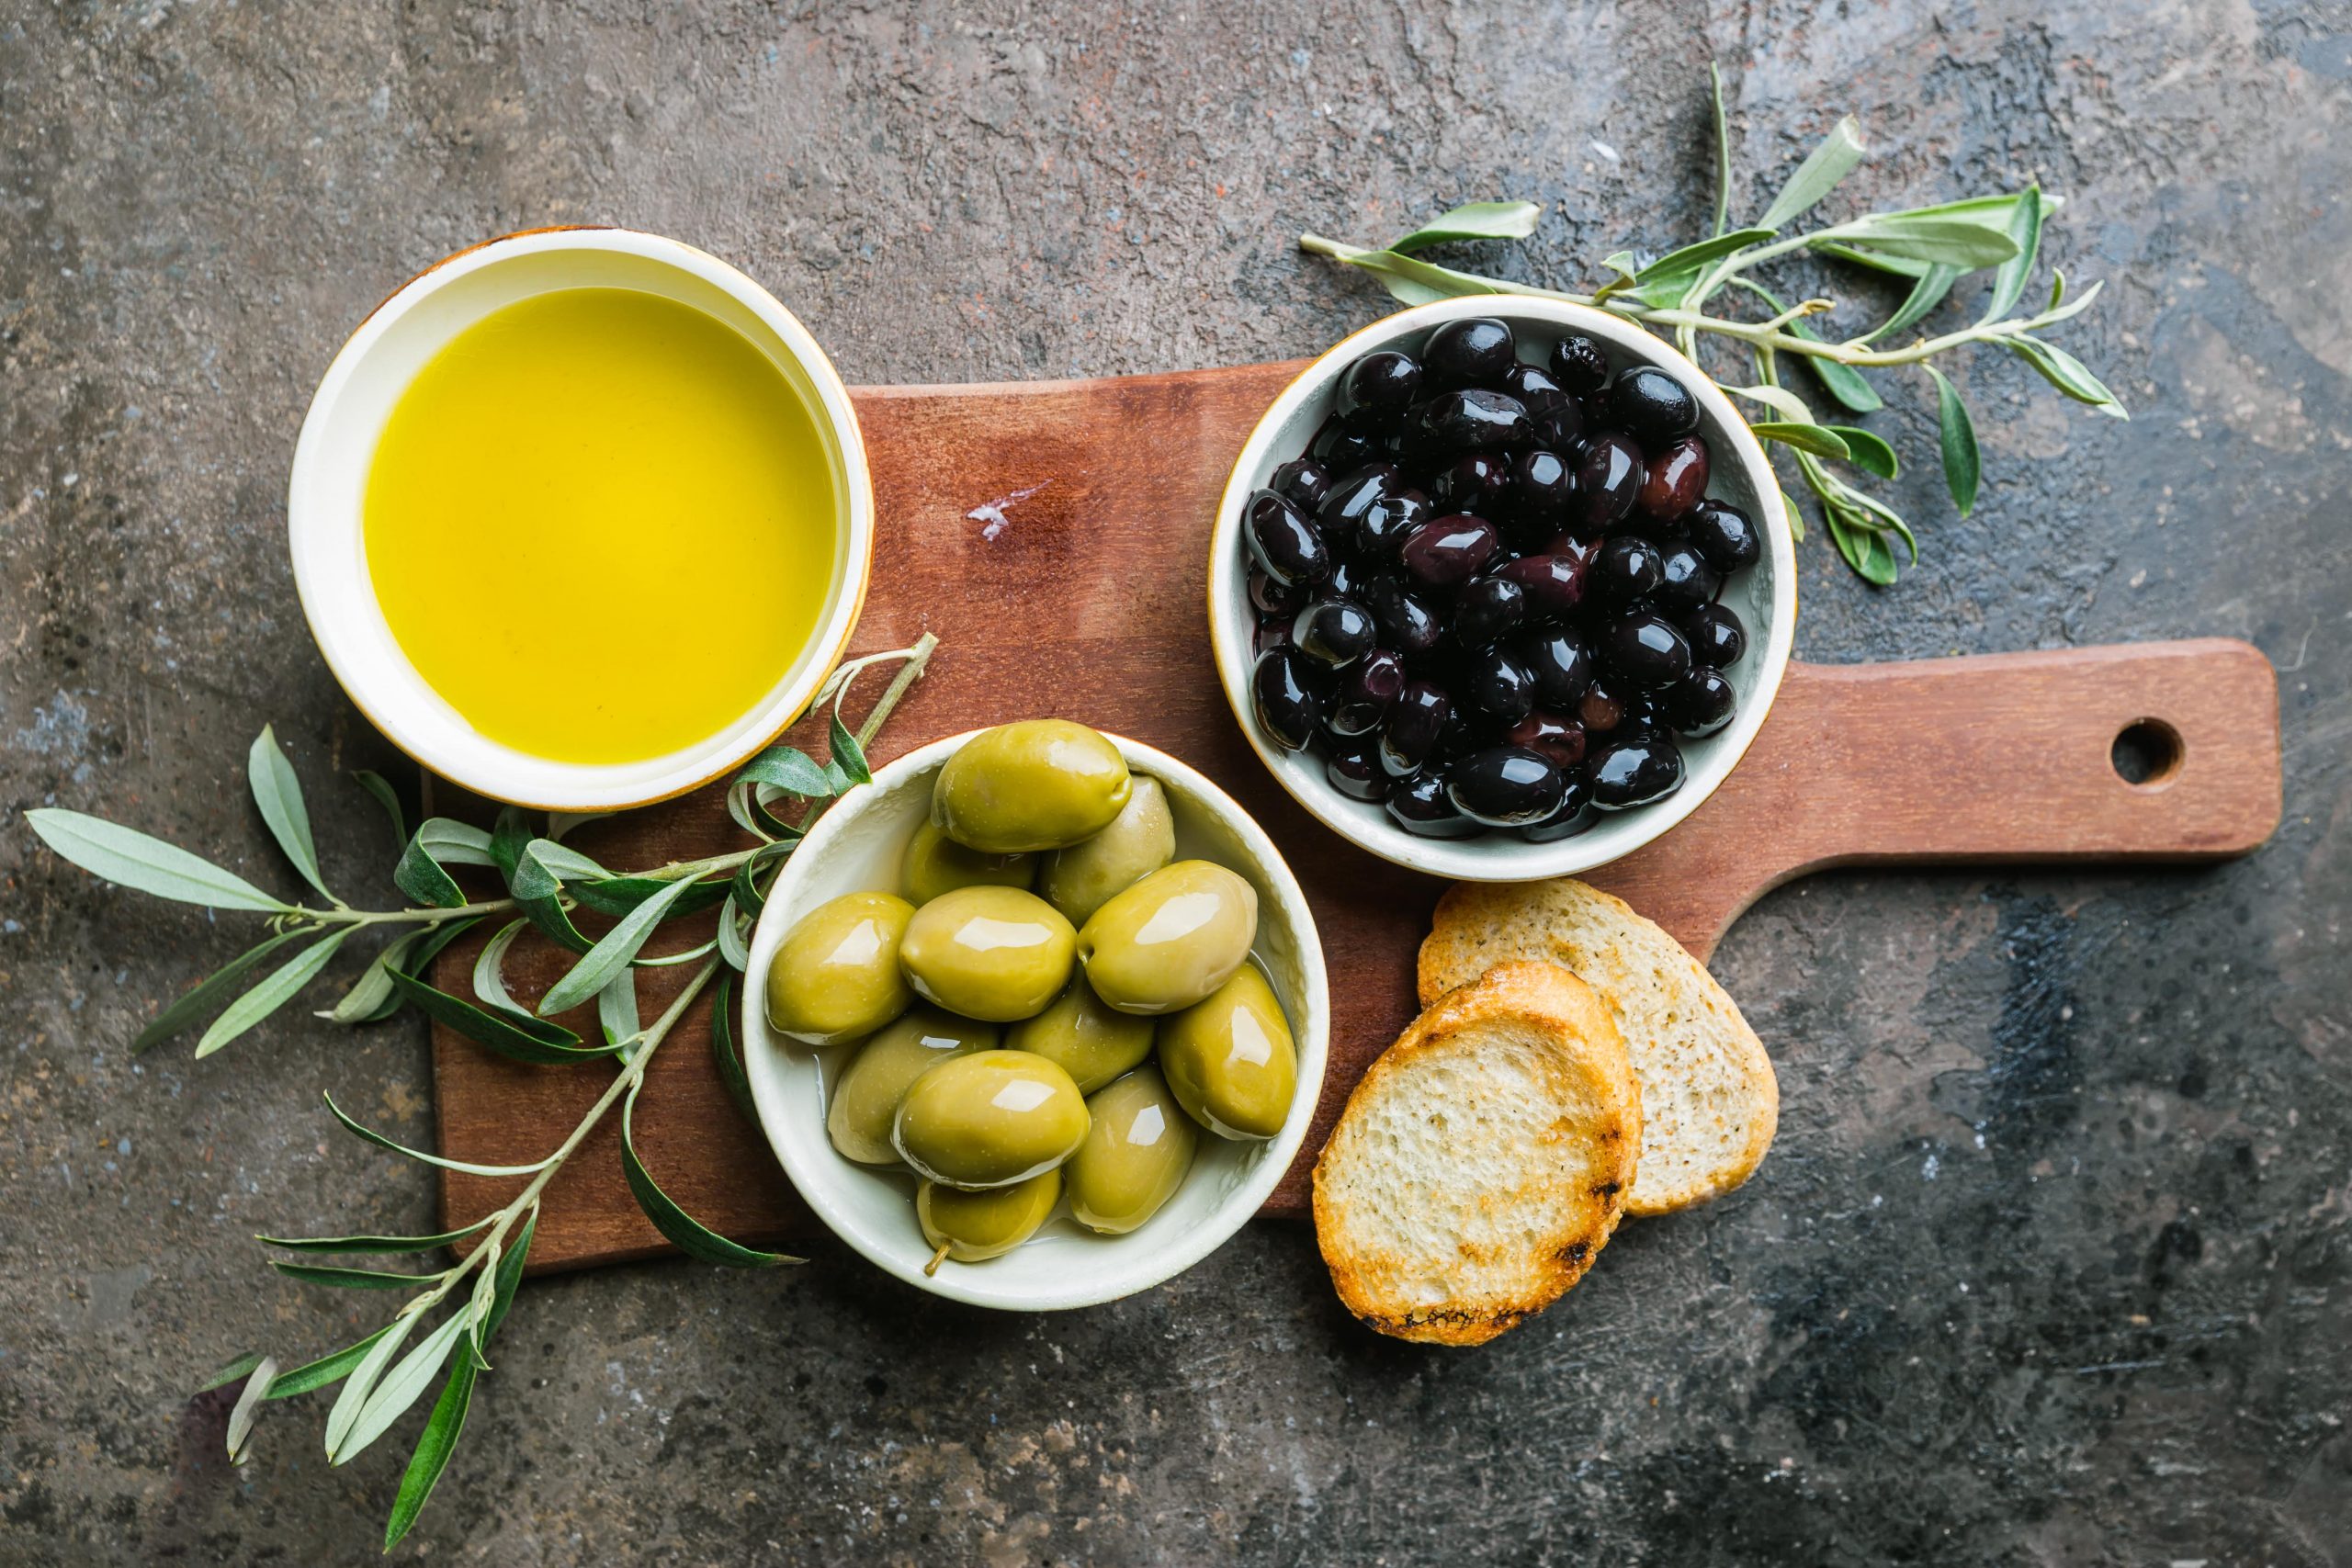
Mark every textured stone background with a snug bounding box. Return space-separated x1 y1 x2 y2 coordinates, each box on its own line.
5 1 2349 1562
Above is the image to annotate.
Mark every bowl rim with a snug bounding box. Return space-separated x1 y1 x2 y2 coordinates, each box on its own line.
1206 296 1798 882
739 728 1332 1311
287 226 876 812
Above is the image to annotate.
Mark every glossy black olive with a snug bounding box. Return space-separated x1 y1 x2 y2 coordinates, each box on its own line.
1248 569 1303 617
1603 613 1693 691
1507 449 1577 535
1250 617 1293 659
1516 628 1596 707
1548 333 1611 395
1496 553 1589 620
1422 317 1516 391
1415 389 1532 456
1293 598 1376 669
1532 395 1589 459
1386 768 1482 838
1316 463 1399 536
1500 361 1569 415
1575 433 1643 535
1506 708 1587 769
1243 490 1329 587
1431 453 1513 514
1445 745 1566 827
1589 733 1686 809
1365 578 1443 657
1251 648 1326 751
1353 488 1430 558
1322 556 1366 601
1654 543 1720 612
1518 772 1593 841
1379 681 1451 777
1270 457 1332 513
1664 666 1737 738
1608 366 1701 446
1329 649 1406 737
1325 736 1391 802
1337 350 1424 429
1311 417 1382 469
1453 576 1526 647
1636 435 1710 521
1398 514 1501 586
1687 499 1762 572
1464 646 1538 726
1682 602 1747 667
1589 535 1664 604
1577 680 1626 735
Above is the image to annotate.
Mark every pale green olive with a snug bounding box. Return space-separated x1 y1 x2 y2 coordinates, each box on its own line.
932 720 1132 853
1002 975 1155 1095
916 1169 1061 1273
1156 964 1297 1140
1066 1067 1197 1235
825 1008 1000 1165
1038 775 1175 927
1075 860 1259 1016
898 886 1076 1022
900 818 1035 906
764 891 915 1048
892 1049 1090 1190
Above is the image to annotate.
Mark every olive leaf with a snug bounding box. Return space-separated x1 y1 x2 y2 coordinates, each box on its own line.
1747 422 1854 460
136 929 309 1053
271 1260 439 1291
509 841 594 954
729 840 792 920
1978 182 2044 325
25 809 291 912
266 1325 400 1402
333 1310 471 1466
537 874 700 1016
395 818 496 909
247 726 332 901
520 839 610 882
1706 62 1732 236
384 1352 475 1551
1389 199 1542 254
1758 114 1865 230
2007 334 2129 416
255 1213 495 1254
1823 212 2019 270
598 971 643 1055
619 1078 797 1267
350 770 406 857
1597 228 1778 310
1862 263 1960 344
194 928 354 1059
320 915 481 1026
716 893 753 973
1927 365 1981 515
570 873 729 919
384 968 616 1066
489 805 535 885
709 972 757 1124
322 1089 559 1175
225 1355 277 1464
1731 278 1883 413
197 1350 267 1393
323 1314 416 1461
829 709 872 785
733 742 834 798
1824 425 1899 479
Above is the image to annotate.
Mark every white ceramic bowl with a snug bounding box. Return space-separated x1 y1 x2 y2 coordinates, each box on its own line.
288 227 874 810
1208 297 1797 881
741 730 1329 1311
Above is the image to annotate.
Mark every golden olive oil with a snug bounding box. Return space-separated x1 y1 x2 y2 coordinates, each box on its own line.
364 287 840 765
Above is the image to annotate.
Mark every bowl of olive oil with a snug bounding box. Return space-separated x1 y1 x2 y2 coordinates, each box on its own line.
289 228 873 809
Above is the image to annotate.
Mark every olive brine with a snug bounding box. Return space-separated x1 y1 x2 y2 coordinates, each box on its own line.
765 720 1300 1273
1244 319 1760 840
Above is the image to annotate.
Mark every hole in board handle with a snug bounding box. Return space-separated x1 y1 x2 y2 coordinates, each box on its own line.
2111 718 2184 791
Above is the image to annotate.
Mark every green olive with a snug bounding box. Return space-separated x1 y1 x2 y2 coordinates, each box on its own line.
1066 1067 1198 1235
764 891 915 1047
898 886 1076 1022
1156 963 1298 1140
900 818 1035 906
1002 975 1155 1095
825 1008 1000 1165
916 1169 1061 1273
932 720 1132 853
1038 775 1175 927
892 1049 1090 1189
1075 860 1259 1016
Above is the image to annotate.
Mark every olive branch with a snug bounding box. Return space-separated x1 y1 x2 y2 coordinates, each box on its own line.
1296 65 2126 584
26 633 937 1551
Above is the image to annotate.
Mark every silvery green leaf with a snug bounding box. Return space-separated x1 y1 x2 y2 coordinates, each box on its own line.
1747 422 1853 460
598 970 642 1056
1820 213 2018 270
570 873 729 919
266 1325 398 1401
137 929 307 1052
729 840 791 921
256 1213 492 1254
829 709 872 785
271 1259 437 1290
521 839 609 881
469 919 538 1021
2048 267 2067 310
194 929 353 1058
1389 199 1543 254
732 743 833 798
382 1354 475 1551
324 1314 415 1458
709 972 757 1124
1601 228 1777 310
333 1309 470 1465
620 1079 797 1268
1863 263 1958 344
384 969 613 1065
225 1355 277 1464
1812 240 1934 278
394 818 495 909
1707 62 1732 236
547 810 612 842
1928 365 1981 515
2006 335 2129 416
350 770 406 857
1824 426 1899 479
1758 114 1865 230
247 726 331 901
322 1089 560 1175
1978 182 2044 324
1313 240 1524 307
197 1350 266 1393
490 806 534 884
1724 382 1816 423
411 818 495 866
25 809 291 912
465 1243 503 1367
481 1204 534 1346
333 915 480 1026
1779 488 1810 542
322 927 430 1024
633 936 718 969
717 894 752 973
537 874 699 1016
1731 278 1883 413
509 842 594 954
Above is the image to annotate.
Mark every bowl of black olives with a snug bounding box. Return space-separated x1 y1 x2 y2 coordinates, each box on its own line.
1209 299 1794 879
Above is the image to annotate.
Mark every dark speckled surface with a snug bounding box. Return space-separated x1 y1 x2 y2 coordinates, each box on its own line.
3 2 2348 1562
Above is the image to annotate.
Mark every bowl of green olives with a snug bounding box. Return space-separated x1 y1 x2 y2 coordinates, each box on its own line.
740 720 1329 1310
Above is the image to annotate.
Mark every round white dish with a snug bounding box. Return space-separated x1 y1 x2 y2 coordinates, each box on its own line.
741 730 1330 1311
1207 296 1797 881
288 226 874 811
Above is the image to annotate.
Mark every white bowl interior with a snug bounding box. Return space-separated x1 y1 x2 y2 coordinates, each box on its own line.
741 731 1330 1311
288 230 872 809
1209 298 1797 881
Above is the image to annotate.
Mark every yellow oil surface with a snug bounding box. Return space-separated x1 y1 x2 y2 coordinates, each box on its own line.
364 287 839 764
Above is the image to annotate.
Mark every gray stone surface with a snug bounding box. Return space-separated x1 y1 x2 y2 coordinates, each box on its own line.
4 0 2348 1562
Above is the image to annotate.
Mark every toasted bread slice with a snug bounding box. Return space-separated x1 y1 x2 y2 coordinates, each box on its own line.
1418 878 1776 1217
1312 961 1640 1346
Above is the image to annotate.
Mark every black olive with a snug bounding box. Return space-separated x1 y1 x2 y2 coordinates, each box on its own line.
1653 543 1720 612
1682 602 1747 667
1602 613 1693 690
1293 598 1376 669
1251 648 1327 751
1589 535 1664 604
1589 733 1686 808
1445 745 1566 827
1575 433 1643 535
1365 577 1443 656
1270 457 1332 513
1415 389 1532 456
1243 490 1329 587
1464 645 1538 726
1664 666 1737 738
1496 553 1589 620
1328 648 1406 736
1506 708 1587 769
1687 499 1762 572
1379 681 1451 776
1315 463 1399 536
1515 628 1595 707
1386 768 1482 838
1636 435 1710 521
1311 417 1383 469
1250 617 1292 659
1532 395 1589 459
1608 366 1701 446
1324 736 1391 802
1518 768 1593 840
1453 576 1526 647
1353 488 1430 558
1577 679 1625 735
1422 317 1516 390
1548 333 1611 395
1506 449 1576 536
1500 361 1569 415
1398 514 1501 586
1336 350 1424 430
1431 453 1512 513
1248 569 1304 617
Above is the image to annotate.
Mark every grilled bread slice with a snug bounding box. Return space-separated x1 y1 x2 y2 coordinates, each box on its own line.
1312 961 1640 1346
1417 877 1776 1217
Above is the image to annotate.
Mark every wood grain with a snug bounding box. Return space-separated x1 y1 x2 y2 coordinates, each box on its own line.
429 361 2282 1274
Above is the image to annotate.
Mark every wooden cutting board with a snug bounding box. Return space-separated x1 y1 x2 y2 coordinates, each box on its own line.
429 360 2283 1274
